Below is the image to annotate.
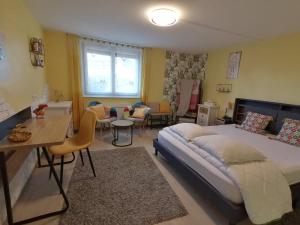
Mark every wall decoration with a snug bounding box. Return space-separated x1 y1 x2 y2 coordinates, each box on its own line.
227 51 242 79
0 97 14 123
216 84 232 93
29 37 44 67
0 33 5 61
0 32 9 81
0 46 4 61
163 50 208 111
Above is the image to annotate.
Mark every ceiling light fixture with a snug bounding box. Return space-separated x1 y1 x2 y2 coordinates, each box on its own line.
148 8 180 27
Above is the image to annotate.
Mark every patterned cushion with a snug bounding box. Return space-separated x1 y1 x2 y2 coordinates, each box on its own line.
239 112 273 134
276 118 300 146
132 108 146 118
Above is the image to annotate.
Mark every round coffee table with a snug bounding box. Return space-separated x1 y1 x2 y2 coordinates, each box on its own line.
111 120 134 147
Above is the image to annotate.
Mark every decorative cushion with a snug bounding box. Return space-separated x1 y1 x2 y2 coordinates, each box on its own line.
132 108 146 118
239 112 273 134
276 118 300 146
104 106 111 116
141 106 151 115
159 101 171 113
89 104 105 120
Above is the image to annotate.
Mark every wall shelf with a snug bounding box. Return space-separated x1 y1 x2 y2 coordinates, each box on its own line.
216 84 232 93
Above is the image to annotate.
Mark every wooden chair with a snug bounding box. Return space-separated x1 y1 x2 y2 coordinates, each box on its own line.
49 110 97 186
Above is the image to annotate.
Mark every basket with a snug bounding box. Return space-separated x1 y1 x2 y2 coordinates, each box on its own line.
8 131 32 142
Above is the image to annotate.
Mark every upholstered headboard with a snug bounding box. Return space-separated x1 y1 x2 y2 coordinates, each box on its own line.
233 98 300 134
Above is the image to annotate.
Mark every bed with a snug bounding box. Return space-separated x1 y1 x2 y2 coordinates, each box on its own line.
153 98 300 225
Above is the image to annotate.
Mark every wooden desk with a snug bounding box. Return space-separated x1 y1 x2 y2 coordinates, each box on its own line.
0 115 71 225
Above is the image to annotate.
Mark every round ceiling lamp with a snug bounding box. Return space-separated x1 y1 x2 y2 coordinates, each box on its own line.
148 8 180 27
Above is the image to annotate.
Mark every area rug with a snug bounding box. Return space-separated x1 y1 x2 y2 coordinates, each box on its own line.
60 147 187 225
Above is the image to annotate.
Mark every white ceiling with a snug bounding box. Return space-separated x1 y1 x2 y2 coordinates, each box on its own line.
25 0 300 53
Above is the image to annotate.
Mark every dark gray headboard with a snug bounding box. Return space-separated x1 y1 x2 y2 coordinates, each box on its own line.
233 98 300 134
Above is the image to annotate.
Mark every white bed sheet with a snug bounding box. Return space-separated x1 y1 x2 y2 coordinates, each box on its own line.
158 128 243 203
158 125 300 204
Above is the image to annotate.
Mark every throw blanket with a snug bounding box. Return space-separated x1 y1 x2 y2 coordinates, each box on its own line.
176 79 194 116
193 135 292 224
189 80 201 110
229 162 292 224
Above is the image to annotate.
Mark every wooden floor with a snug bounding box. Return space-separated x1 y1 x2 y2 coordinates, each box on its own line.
11 128 253 225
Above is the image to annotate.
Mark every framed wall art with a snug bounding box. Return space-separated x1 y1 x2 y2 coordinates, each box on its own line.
227 51 242 79
0 32 5 62
0 32 9 81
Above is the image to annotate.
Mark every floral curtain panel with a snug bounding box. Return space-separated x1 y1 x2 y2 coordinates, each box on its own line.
163 50 208 111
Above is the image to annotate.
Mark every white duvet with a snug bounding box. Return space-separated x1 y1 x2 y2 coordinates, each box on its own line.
167 125 293 224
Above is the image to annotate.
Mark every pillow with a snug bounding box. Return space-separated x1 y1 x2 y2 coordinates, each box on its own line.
239 112 273 134
170 123 216 141
193 135 266 164
132 108 146 118
141 106 151 115
104 106 111 118
275 118 300 146
159 101 171 113
89 104 105 120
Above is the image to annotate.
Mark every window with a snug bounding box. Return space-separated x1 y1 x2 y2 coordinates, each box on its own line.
82 42 142 98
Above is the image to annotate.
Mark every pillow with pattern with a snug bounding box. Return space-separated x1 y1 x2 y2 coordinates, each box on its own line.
238 112 273 134
276 118 300 146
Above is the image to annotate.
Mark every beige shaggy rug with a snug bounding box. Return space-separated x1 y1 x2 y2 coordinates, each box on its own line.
60 147 187 225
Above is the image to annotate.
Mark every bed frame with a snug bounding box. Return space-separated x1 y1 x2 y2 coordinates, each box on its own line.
153 98 300 225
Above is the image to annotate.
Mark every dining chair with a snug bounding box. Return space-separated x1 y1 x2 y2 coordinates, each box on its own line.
49 109 97 186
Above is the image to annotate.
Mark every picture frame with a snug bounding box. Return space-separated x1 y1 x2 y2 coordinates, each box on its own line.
0 32 5 61
227 51 242 79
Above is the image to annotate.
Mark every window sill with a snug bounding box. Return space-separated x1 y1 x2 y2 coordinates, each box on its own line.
83 95 141 99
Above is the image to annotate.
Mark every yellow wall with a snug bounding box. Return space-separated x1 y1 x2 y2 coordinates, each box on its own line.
146 48 166 102
43 29 166 105
204 32 300 117
0 0 46 112
44 30 71 100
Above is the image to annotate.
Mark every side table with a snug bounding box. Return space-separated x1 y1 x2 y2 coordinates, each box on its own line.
111 120 134 147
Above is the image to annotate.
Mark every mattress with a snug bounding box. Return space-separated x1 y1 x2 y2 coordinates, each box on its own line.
157 125 300 204
158 128 243 203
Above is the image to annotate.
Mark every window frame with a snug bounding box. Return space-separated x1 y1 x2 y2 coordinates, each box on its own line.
81 41 142 98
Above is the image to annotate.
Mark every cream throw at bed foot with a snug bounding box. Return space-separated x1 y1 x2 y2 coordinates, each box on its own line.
229 161 292 225
193 135 293 224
